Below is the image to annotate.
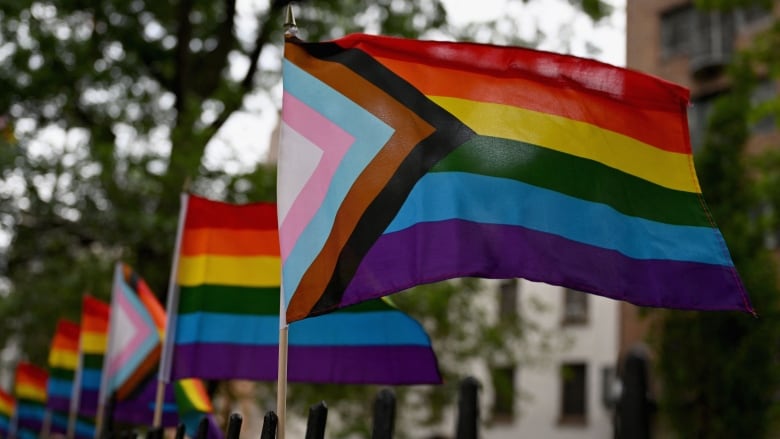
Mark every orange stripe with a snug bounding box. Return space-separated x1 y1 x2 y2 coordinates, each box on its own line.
374 56 689 155
180 228 280 257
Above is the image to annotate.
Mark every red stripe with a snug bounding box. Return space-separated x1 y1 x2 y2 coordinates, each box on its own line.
333 34 691 154
184 194 277 230
51 320 80 351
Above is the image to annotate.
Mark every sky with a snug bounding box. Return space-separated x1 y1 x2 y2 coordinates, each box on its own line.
201 0 627 175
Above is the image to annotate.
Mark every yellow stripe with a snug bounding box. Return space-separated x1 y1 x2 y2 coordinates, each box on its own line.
432 96 701 193
15 384 46 402
0 400 12 415
81 333 107 354
48 350 79 370
177 255 281 287
179 378 212 412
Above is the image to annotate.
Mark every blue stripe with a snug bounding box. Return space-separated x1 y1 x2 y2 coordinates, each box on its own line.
81 368 102 390
17 402 46 420
282 60 395 306
47 377 73 398
387 172 732 266
175 310 431 346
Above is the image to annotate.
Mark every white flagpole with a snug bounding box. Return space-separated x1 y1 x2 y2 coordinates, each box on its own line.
276 7 297 438
154 191 190 427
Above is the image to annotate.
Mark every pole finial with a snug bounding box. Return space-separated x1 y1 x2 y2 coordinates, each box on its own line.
284 4 298 37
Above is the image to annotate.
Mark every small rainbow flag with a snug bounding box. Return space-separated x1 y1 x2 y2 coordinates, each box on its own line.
278 34 751 323
163 194 440 384
75 295 110 418
0 387 14 437
47 319 80 413
14 362 47 434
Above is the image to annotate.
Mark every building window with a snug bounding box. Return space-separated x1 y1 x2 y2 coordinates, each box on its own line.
559 363 588 425
498 279 518 322
562 289 588 325
491 366 516 422
688 92 721 152
690 9 736 78
660 4 693 59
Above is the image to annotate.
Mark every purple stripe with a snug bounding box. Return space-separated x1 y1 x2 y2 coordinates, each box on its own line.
172 344 441 384
342 219 750 312
113 378 180 427
47 396 70 413
78 389 98 417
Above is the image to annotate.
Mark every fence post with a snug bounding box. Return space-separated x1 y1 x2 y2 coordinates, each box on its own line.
455 377 480 439
196 416 210 439
260 411 278 439
145 427 163 439
304 401 328 439
371 388 396 439
226 413 243 439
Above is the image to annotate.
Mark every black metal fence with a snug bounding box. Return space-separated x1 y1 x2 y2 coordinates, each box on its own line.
133 377 480 439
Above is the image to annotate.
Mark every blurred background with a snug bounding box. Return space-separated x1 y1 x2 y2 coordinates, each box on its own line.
0 0 778 437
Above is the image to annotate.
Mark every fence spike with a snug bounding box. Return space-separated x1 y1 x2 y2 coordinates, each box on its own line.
174 424 186 439
260 411 278 439
371 388 396 439
226 413 243 439
456 377 480 439
304 401 328 439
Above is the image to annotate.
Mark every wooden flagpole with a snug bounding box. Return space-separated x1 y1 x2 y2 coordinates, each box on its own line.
67 296 87 439
94 263 121 438
276 6 297 439
154 191 190 427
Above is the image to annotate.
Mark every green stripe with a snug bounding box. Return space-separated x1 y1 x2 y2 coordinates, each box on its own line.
432 135 709 227
179 285 396 316
49 368 75 380
179 285 280 315
82 354 103 369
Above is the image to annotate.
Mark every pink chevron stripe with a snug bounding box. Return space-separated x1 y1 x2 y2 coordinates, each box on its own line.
279 91 354 260
105 290 155 378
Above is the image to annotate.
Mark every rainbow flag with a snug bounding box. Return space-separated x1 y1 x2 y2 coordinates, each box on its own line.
162 194 440 384
75 295 110 418
0 388 14 437
47 319 80 414
278 34 752 323
100 262 165 403
14 362 47 434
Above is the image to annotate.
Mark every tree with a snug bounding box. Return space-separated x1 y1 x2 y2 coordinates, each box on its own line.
652 13 780 437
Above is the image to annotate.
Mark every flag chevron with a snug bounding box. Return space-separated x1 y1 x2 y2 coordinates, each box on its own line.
282 41 476 317
279 34 751 322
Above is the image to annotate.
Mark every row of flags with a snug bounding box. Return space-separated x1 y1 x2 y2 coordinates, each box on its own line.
0 195 442 438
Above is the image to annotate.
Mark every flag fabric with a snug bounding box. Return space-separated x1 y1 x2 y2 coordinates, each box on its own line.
47 319 80 414
163 193 441 384
46 319 96 438
100 262 165 404
14 362 47 434
75 295 110 418
0 388 14 437
278 33 752 323
174 379 223 439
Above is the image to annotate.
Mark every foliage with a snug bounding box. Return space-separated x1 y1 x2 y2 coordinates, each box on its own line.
652 18 780 438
